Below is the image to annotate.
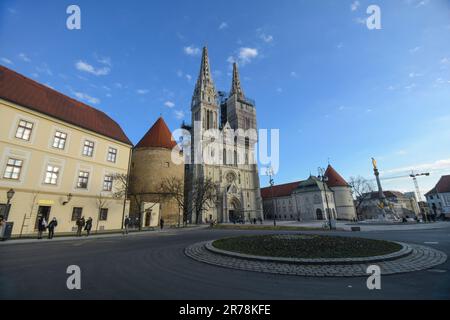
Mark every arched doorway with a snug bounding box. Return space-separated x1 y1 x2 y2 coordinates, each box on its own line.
229 198 242 223
316 208 324 220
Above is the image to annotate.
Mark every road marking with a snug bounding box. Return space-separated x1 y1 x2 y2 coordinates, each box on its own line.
428 269 447 273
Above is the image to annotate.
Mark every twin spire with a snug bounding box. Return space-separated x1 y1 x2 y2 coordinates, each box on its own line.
193 46 245 102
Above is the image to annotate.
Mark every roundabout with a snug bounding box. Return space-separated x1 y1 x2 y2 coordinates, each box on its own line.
185 234 447 277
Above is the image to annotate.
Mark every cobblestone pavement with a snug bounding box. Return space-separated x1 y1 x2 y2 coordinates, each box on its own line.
185 241 448 277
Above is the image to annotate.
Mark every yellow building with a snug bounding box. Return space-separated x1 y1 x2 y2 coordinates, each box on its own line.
0 65 132 237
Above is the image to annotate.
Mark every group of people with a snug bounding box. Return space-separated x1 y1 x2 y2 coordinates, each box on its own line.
36 216 58 239
75 216 93 237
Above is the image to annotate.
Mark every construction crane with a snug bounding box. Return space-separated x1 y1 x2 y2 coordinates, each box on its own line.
380 172 430 201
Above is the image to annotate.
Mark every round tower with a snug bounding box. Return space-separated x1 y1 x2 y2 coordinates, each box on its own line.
325 165 357 221
129 117 184 227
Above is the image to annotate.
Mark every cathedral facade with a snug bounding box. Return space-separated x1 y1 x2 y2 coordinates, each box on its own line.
185 47 263 224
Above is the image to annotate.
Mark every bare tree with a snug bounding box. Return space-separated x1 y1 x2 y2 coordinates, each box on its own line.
112 173 129 200
192 177 217 224
349 176 375 215
95 193 110 232
160 176 186 227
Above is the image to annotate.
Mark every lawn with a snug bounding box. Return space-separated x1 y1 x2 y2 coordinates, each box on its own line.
212 234 402 259
211 224 324 231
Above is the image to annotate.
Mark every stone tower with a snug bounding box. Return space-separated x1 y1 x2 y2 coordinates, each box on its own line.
324 165 357 221
130 117 184 227
186 47 263 224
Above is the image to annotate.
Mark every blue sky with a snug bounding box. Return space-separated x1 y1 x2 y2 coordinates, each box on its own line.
1 0 450 196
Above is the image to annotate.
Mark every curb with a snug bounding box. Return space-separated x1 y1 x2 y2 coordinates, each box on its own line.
205 240 413 265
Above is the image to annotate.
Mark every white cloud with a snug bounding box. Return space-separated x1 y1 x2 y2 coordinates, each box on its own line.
260 33 273 43
441 57 450 65
36 64 53 76
337 42 344 49
73 92 100 105
351 1 360 11
185 74 192 81
18 53 31 62
76 60 110 76
409 72 422 78
290 71 298 78
384 158 450 175
276 87 283 93
174 110 185 120
238 47 258 65
164 101 175 108
354 17 366 24
219 22 228 30
183 46 201 56
136 89 149 95
409 46 421 54
95 54 112 66
1 57 13 65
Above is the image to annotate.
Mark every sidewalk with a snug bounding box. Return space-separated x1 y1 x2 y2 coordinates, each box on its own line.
250 220 450 232
0 225 209 246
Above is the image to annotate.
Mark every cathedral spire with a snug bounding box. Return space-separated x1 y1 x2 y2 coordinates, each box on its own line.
193 46 216 104
230 62 244 99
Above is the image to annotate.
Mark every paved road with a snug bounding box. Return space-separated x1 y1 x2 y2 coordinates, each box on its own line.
1 225 449 299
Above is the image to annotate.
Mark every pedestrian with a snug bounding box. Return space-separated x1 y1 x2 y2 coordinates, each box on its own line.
76 216 85 237
160 218 164 230
253 218 257 225
47 217 58 239
0 215 6 239
85 217 93 236
124 215 130 235
37 215 47 240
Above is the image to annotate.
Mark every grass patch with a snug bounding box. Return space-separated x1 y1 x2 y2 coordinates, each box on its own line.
212 224 323 231
212 234 402 259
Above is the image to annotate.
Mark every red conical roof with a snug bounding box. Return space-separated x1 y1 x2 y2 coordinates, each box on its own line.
135 117 177 149
325 165 349 187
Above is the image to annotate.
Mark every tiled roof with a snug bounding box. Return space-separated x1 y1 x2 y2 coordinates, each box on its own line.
426 175 450 195
325 165 349 187
261 181 301 199
0 65 132 145
135 117 177 149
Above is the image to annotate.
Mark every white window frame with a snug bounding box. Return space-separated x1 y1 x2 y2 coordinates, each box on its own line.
82 140 95 157
3 158 23 180
52 131 68 150
107 147 118 163
44 165 60 185
15 120 34 141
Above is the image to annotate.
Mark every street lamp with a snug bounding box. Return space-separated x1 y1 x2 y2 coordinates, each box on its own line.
5 188 15 221
266 167 277 227
318 168 333 230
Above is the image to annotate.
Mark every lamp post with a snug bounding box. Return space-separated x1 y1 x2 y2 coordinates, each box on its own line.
266 167 277 227
318 168 333 230
5 188 15 221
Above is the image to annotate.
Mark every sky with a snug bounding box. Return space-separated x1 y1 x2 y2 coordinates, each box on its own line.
1 0 450 197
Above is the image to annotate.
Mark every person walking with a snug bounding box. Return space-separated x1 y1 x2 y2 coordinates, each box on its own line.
37 215 47 240
76 216 85 237
160 218 164 230
84 217 93 236
47 218 58 239
124 216 130 235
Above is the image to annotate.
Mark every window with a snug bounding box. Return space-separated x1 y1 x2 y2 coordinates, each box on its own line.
103 175 113 191
15 120 34 141
3 158 23 180
99 208 108 221
52 131 67 150
44 165 60 185
71 207 83 221
77 171 89 189
82 140 95 157
107 147 117 163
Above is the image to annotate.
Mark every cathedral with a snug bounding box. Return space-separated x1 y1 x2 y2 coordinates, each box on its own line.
184 47 263 224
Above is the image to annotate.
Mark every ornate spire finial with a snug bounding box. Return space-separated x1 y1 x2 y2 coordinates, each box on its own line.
193 46 216 105
230 62 244 99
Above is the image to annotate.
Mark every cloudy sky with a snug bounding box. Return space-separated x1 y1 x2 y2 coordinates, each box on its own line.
1 0 450 196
